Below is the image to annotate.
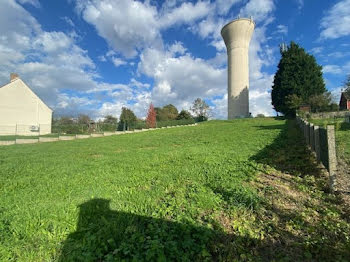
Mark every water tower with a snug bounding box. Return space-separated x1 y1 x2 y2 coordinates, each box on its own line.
221 18 255 119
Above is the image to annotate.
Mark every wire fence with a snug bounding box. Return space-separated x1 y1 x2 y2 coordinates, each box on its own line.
0 124 51 140
0 119 196 141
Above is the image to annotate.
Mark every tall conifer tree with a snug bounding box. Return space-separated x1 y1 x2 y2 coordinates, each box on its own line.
271 42 326 116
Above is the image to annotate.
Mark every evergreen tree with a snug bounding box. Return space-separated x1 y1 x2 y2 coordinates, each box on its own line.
271 42 326 117
118 107 137 131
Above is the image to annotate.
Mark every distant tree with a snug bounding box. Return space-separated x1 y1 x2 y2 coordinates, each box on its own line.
344 74 350 96
328 103 339 112
285 94 303 112
308 92 332 113
271 41 326 117
103 115 118 125
155 107 167 121
118 107 137 131
191 98 210 122
177 110 192 120
77 114 91 125
155 104 179 121
256 114 265 118
146 103 156 128
57 116 74 125
162 104 178 120
100 115 118 131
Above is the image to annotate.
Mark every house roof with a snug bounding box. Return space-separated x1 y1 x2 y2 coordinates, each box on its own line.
0 78 53 112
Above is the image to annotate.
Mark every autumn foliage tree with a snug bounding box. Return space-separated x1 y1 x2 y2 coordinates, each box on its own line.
146 103 156 128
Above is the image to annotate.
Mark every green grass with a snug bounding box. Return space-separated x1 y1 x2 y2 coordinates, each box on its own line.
308 117 345 128
0 135 38 141
309 118 350 164
336 122 350 164
0 119 349 261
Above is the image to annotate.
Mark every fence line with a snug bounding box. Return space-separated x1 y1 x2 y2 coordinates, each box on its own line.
0 123 198 146
296 115 337 191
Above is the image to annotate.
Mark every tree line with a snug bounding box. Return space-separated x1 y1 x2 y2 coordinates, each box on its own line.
119 98 210 130
53 98 210 133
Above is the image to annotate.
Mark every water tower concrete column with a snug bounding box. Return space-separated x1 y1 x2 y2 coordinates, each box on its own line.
221 18 255 119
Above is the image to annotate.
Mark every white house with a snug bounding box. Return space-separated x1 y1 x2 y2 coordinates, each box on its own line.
0 73 52 135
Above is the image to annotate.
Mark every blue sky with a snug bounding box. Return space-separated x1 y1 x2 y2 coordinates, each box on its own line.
0 0 349 119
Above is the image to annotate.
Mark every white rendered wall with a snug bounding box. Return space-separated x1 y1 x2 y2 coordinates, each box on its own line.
0 79 52 135
221 18 254 119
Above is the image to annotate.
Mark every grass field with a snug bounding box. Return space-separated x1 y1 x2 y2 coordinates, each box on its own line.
309 118 350 164
0 119 349 261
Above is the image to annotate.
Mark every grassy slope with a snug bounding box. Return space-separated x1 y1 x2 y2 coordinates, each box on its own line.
309 118 350 163
0 119 349 261
336 122 350 164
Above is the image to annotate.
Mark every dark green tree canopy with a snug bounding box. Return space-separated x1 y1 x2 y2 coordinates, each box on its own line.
118 107 137 131
155 104 179 121
177 110 192 120
271 42 326 116
103 115 118 125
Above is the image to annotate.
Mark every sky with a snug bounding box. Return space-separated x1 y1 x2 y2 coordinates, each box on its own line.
0 0 349 119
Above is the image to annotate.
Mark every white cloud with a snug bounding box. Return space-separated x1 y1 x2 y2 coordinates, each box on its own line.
310 46 324 54
320 0 350 39
111 57 127 67
2 0 279 120
76 0 161 58
276 24 288 35
323 62 350 75
215 0 243 15
62 16 75 27
17 0 40 8
138 45 226 116
98 55 107 62
330 86 343 104
159 1 212 28
323 65 342 75
211 95 227 119
74 0 213 58
0 0 154 119
239 0 275 23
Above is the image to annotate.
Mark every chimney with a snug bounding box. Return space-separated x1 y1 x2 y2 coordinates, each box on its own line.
10 73 19 82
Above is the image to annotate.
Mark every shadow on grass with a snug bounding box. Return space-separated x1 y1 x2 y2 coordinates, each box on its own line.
249 119 350 260
59 198 247 262
251 120 320 178
253 124 286 130
339 122 350 131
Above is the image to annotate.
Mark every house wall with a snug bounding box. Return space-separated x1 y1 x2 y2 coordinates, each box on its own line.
0 79 52 135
